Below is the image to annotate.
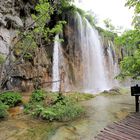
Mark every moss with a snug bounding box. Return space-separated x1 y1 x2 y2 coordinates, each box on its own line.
67 92 95 101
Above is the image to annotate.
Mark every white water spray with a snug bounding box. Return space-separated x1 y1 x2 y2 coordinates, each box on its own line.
52 13 119 93
77 14 109 92
52 35 60 92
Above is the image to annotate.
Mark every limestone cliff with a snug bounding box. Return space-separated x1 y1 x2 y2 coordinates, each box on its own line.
0 0 119 92
0 0 53 91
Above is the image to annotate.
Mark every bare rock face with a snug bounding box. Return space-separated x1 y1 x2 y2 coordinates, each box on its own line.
0 0 37 54
0 0 24 28
61 13 84 91
0 0 52 92
6 47 52 92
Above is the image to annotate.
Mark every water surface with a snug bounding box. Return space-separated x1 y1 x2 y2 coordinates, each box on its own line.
0 93 134 140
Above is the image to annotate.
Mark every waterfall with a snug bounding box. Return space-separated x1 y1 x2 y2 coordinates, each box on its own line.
52 35 60 92
52 13 119 93
76 14 109 93
105 41 119 88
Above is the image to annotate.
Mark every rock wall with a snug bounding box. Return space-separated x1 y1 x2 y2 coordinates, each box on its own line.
61 12 84 91
0 0 53 92
60 12 120 91
0 1 120 92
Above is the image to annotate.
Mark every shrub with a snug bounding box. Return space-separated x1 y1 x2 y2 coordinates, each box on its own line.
30 90 46 103
0 101 9 118
0 92 22 107
48 97 84 121
31 97 84 121
24 101 44 114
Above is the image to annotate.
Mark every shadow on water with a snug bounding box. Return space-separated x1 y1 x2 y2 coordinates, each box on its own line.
0 93 135 140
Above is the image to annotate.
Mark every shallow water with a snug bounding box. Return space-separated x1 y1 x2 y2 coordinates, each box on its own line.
0 93 135 140
49 93 134 140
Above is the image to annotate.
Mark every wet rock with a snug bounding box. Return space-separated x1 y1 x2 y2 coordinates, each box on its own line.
0 27 15 55
0 14 6 26
6 47 51 91
101 88 121 95
0 0 52 92
101 90 109 94
109 88 120 94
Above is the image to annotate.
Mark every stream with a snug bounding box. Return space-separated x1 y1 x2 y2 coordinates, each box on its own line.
0 93 135 140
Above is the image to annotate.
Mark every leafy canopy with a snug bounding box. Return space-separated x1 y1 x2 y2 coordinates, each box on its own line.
125 0 140 30
115 0 140 79
120 49 140 79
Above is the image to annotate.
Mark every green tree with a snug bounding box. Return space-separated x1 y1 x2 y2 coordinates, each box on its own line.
125 0 140 30
103 18 115 32
115 30 140 53
116 0 140 79
120 49 140 79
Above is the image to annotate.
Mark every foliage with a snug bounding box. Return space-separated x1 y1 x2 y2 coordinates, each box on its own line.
60 0 74 8
14 0 67 60
97 27 117 41
103 18 115 31
115 30 140 52
126 0 140 12
76 7 86 17
24 92 84 121
0 101 9 118
30 89 46 102
119 49 140 79
85 14 96 26
125 0 140 30
0 92 22 107
24 101 44 114
116 1 140 79
14 34 37 60
31 97 84 121
31 0 66 41
115 29 140 79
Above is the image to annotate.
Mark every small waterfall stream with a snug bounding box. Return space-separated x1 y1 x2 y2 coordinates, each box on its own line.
105 41 119 88
52 35 60 92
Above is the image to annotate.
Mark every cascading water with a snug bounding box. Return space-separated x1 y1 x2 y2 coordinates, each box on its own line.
76 13 109 92
52 35 60 92
53 13 119 93
105 41 119 87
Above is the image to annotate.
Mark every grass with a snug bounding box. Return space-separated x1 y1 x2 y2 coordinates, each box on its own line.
66 92 95 101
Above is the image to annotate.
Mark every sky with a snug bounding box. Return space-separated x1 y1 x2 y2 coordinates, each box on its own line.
74 0 134 30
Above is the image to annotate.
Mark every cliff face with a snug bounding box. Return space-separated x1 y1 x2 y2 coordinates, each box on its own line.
61 12 84 91
0 0 53 92
59 12 120 92
0 1 119 92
